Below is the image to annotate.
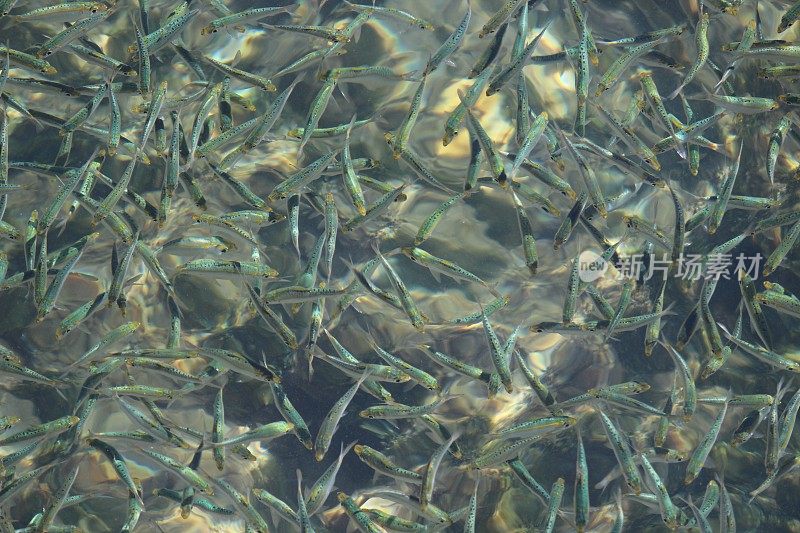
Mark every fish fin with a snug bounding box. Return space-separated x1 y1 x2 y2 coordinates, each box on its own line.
229 50 243 68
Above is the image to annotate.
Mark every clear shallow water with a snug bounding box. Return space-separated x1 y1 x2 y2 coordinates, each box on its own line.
0 0 799 531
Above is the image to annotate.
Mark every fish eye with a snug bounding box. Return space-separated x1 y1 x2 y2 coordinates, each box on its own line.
213 28 218 33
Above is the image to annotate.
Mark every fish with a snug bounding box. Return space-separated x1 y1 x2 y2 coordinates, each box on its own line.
0 3 795 530
314 373 368 461
423 3 471 75
685 393 730 484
